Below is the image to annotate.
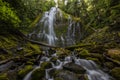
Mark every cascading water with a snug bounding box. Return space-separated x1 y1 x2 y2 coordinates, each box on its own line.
38 7 62 45
28 0 81 47
23 50 112 80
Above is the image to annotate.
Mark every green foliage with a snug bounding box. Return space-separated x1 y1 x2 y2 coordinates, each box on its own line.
0 0 20 28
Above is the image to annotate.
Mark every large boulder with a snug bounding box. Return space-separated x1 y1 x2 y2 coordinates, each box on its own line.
41 62 52 69
31 68 45 80
63 62 86 74
54 70 79 80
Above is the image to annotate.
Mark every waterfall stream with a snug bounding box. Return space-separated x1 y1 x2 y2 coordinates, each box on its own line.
25 1 113 80
23 50 112 80
29 4 81 47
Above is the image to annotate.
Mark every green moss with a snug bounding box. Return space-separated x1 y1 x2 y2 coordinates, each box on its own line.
0 73 9 80
41 62 52 69
0 35 17 49
78 49 90 58
56 48 70 58
110 67 120 80
90 53 104 62
31 68 45 80
18 65 33 79
27 43 41 54
26 61 34 65
86 57 100 64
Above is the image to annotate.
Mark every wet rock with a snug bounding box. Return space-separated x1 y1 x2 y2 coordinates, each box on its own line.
110 67 120 80
41 62 52 69
16 47 23 51
50 57 57 64
31 68 45 80
54 70 79 80
63 62 86 74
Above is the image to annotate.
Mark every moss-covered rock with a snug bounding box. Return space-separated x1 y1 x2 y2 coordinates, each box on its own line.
78 49 90 58
54 70 79 80
31 68 45 80
110 67 120 80
41 62 52 69
18 65 33 79
50 57 57 64
0 73 9 80
56 48 70 59
63 62 86 74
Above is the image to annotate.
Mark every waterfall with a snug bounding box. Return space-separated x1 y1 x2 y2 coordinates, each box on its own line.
28 0 81 46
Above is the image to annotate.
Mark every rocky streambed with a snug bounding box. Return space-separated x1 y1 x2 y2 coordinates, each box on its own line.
0 47 120 80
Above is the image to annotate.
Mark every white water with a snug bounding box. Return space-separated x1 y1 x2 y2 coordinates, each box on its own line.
75 59 110 80
28 5 81 46
24 51 111 80
39 7 60 45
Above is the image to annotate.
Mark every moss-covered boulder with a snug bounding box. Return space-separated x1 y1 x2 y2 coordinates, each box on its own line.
54 70 79 80
110 67 120 80
78 49 90 58
31 68 45 80
56 48 70 59
41 62 52 69
50 57 58 64
63 62 86 74
18 65 33 79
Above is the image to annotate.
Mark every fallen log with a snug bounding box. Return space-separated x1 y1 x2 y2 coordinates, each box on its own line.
103 53 120 66
14 29 59 48
25 38 59 48
0 58 12 65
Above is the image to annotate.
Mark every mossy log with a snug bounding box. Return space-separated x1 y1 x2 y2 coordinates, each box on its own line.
13 29 59 48
103 53 120 66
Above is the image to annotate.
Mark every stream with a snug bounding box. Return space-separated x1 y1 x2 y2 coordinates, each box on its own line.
23 50 112 80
